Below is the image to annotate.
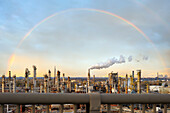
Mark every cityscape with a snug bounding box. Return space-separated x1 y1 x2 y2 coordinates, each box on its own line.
0 0 170 113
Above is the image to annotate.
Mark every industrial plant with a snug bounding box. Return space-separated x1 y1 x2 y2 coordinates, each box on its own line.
0 65 169 113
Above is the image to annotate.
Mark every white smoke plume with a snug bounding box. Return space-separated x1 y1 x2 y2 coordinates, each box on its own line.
89 55 125 70
143 56 149 60
128 56 132 62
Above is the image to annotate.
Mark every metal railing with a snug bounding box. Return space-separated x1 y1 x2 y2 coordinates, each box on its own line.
0 93 170 113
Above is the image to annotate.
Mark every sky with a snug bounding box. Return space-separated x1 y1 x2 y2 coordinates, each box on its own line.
0 0 170 77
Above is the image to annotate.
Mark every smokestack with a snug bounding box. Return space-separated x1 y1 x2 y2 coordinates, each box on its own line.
49 70 51 80
25 68 30 93
44 74 48 93
87 69 90 93
137 70 141 94
63 73 65 83
57 71 60 92
132 71 134 82
105 80 109 93
75 83 77 92
93 75 95 85
13 75 16 93
31 84 34 93
108 73 112 93
67 76 71 92
9 71 12 93
146 83 149 93
125 74 128 94
40 82 43 93
33 65 37 93
2 75 5 93
157 72 159 85
130 71 134 91
48 70 51 92
54 66 56 87
118 77 121 94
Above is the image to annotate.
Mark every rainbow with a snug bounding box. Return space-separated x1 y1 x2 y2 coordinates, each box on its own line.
7 8 167 74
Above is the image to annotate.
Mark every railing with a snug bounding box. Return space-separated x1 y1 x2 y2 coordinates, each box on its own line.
0 93 170 113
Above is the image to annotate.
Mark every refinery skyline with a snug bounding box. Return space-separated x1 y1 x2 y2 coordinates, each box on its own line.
0 0 170 77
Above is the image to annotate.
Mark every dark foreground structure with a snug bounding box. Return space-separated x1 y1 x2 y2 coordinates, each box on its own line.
0 93 170 113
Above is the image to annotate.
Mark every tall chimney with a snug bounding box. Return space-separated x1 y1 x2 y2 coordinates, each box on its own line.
48 70 51 92
146 83 149 93
54 66 56 87
67 76 71 92
137 70 141 94
125 74 128 94
93 75 95 85
44 74 48 93
157 72 159 85
57 71 60 92
87 69 90 93
31 84 34 93
13 75 16 93
63 73 65 83
2 75 5 93
109 73 113 93
40 82 43 93
132 70 135 83
9 71 12 93
117 77 121 94
33 65 37 93
25 68 30 93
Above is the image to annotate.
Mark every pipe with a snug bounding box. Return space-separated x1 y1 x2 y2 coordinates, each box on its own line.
0 93 170 104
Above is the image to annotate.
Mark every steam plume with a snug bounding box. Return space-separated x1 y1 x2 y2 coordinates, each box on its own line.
89 55 125 70
128 56 132 62
143 56 149 60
